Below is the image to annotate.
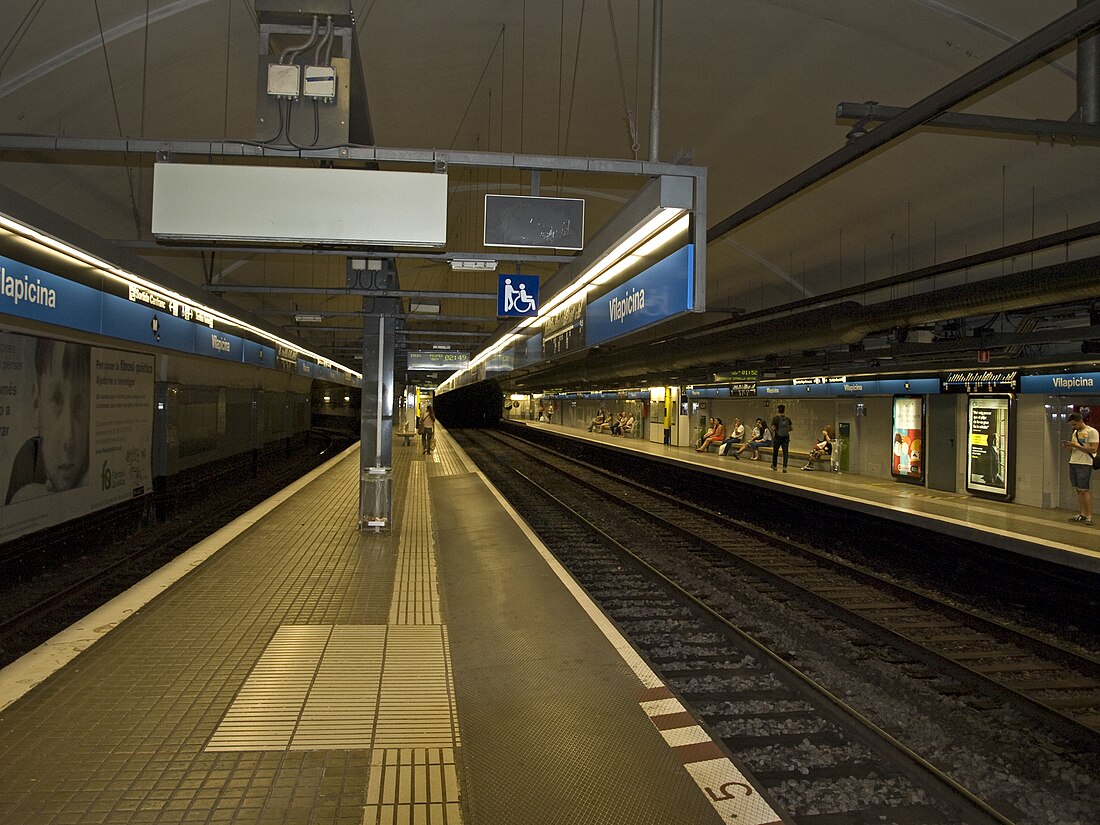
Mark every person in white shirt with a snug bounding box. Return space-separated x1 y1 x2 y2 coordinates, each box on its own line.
1063 412 1099 525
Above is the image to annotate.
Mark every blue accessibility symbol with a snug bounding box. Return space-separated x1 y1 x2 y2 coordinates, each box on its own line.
498 274 539 317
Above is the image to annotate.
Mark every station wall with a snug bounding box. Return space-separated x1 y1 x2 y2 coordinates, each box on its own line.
550 391 1100 515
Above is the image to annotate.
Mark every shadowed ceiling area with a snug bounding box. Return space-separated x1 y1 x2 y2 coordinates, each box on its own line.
1 0 1099 387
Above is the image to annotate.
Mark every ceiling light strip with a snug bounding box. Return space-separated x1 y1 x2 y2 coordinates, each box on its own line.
0 213 362 380
441 206 689 392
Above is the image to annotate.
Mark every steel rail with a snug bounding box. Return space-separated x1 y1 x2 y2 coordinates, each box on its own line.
478 429 1018 825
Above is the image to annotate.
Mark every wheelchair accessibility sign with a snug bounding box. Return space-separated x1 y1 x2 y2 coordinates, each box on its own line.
498 274 540 317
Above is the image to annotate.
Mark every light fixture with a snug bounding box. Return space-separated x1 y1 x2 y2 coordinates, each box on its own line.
410 302 441 314
441 177 694 391
0 212 362 381
845 100 879 143
449 259 498 271
294 313 324 323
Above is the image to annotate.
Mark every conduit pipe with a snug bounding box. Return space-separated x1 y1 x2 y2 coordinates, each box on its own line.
648 0 663 163
280 15 319 64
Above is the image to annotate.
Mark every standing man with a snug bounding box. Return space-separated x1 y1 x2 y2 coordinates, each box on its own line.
771 404 793 473
419 404 436 454
1063 412 1098 525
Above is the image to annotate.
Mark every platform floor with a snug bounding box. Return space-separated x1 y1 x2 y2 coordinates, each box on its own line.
512 421 1100 574
0 428 781 825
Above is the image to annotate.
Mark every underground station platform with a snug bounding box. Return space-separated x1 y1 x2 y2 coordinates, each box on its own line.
0 426 781 825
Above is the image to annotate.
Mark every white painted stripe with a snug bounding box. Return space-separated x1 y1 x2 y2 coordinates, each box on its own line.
640 698 687 716
447 433 782 825
466 463 665 690
660 726 712 746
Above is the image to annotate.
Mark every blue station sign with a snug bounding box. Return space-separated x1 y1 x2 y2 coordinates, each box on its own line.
586 244 694 346
757 377 941 397
1021 372 1100 394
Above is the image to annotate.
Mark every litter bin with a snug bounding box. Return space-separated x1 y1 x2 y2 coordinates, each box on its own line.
360 466 392 531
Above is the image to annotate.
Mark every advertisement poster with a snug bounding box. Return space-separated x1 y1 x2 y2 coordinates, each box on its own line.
0 331 154 542
966 394 1013 500
891 395 925 483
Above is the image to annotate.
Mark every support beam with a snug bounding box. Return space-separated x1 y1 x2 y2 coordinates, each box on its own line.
836 102 1100 142
708 1 1100 241
0 135 703 178
1080 0 1100 123
117 239 575 263
264 310 496 323
358 257 398 529
201 284 496 300
296 328 489 337
693 219 1100 334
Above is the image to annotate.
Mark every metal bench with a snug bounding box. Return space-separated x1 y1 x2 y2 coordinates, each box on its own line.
395 431 418 447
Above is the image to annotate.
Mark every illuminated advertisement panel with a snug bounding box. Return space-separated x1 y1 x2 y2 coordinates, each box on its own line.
0 331 154 542
891 395 925 484
966 394 1015 501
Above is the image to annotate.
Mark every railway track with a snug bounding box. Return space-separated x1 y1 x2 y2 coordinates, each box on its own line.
458 428 1099 824
0 433 347 663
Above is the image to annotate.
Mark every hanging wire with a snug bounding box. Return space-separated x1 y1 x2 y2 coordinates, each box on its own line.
606 0 640 158
238 0 259 31
141 0 151 138
222 0 233 137
449 24 505 149
131 0 153 241
94 0 143 236
356 0 379 36
562 0 588 157
634 0 641 131
557 2 565 157
520 0 526 153
0 0 47 78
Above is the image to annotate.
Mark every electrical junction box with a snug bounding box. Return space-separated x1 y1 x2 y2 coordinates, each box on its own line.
267 63 300 98
256 56 350 145
303 65 337 101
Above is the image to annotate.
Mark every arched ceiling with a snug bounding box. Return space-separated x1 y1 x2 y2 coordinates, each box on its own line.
1 1 1099 386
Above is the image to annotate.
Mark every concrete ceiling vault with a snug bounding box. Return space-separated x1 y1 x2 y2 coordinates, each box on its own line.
1 0 1099 386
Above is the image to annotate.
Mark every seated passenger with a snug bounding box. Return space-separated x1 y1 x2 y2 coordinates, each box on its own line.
618 413 636 436
696 417 726 452
802 424 835 470
587 411 606 432
697 418 716 448
718 417 746 457
738 418 771 460
610 411 626 436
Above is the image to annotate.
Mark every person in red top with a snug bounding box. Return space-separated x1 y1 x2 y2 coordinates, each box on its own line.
696 417 726 452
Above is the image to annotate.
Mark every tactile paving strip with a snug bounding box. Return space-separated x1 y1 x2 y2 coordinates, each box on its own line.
363 748 462 825
206 624 458 752
389 462 442 625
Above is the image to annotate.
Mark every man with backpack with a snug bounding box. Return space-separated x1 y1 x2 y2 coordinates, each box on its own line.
771 405 793 473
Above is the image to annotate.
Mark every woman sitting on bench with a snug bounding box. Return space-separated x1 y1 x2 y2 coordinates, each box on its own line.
738 419 771 460
696 417 726 452
802 424 835 470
